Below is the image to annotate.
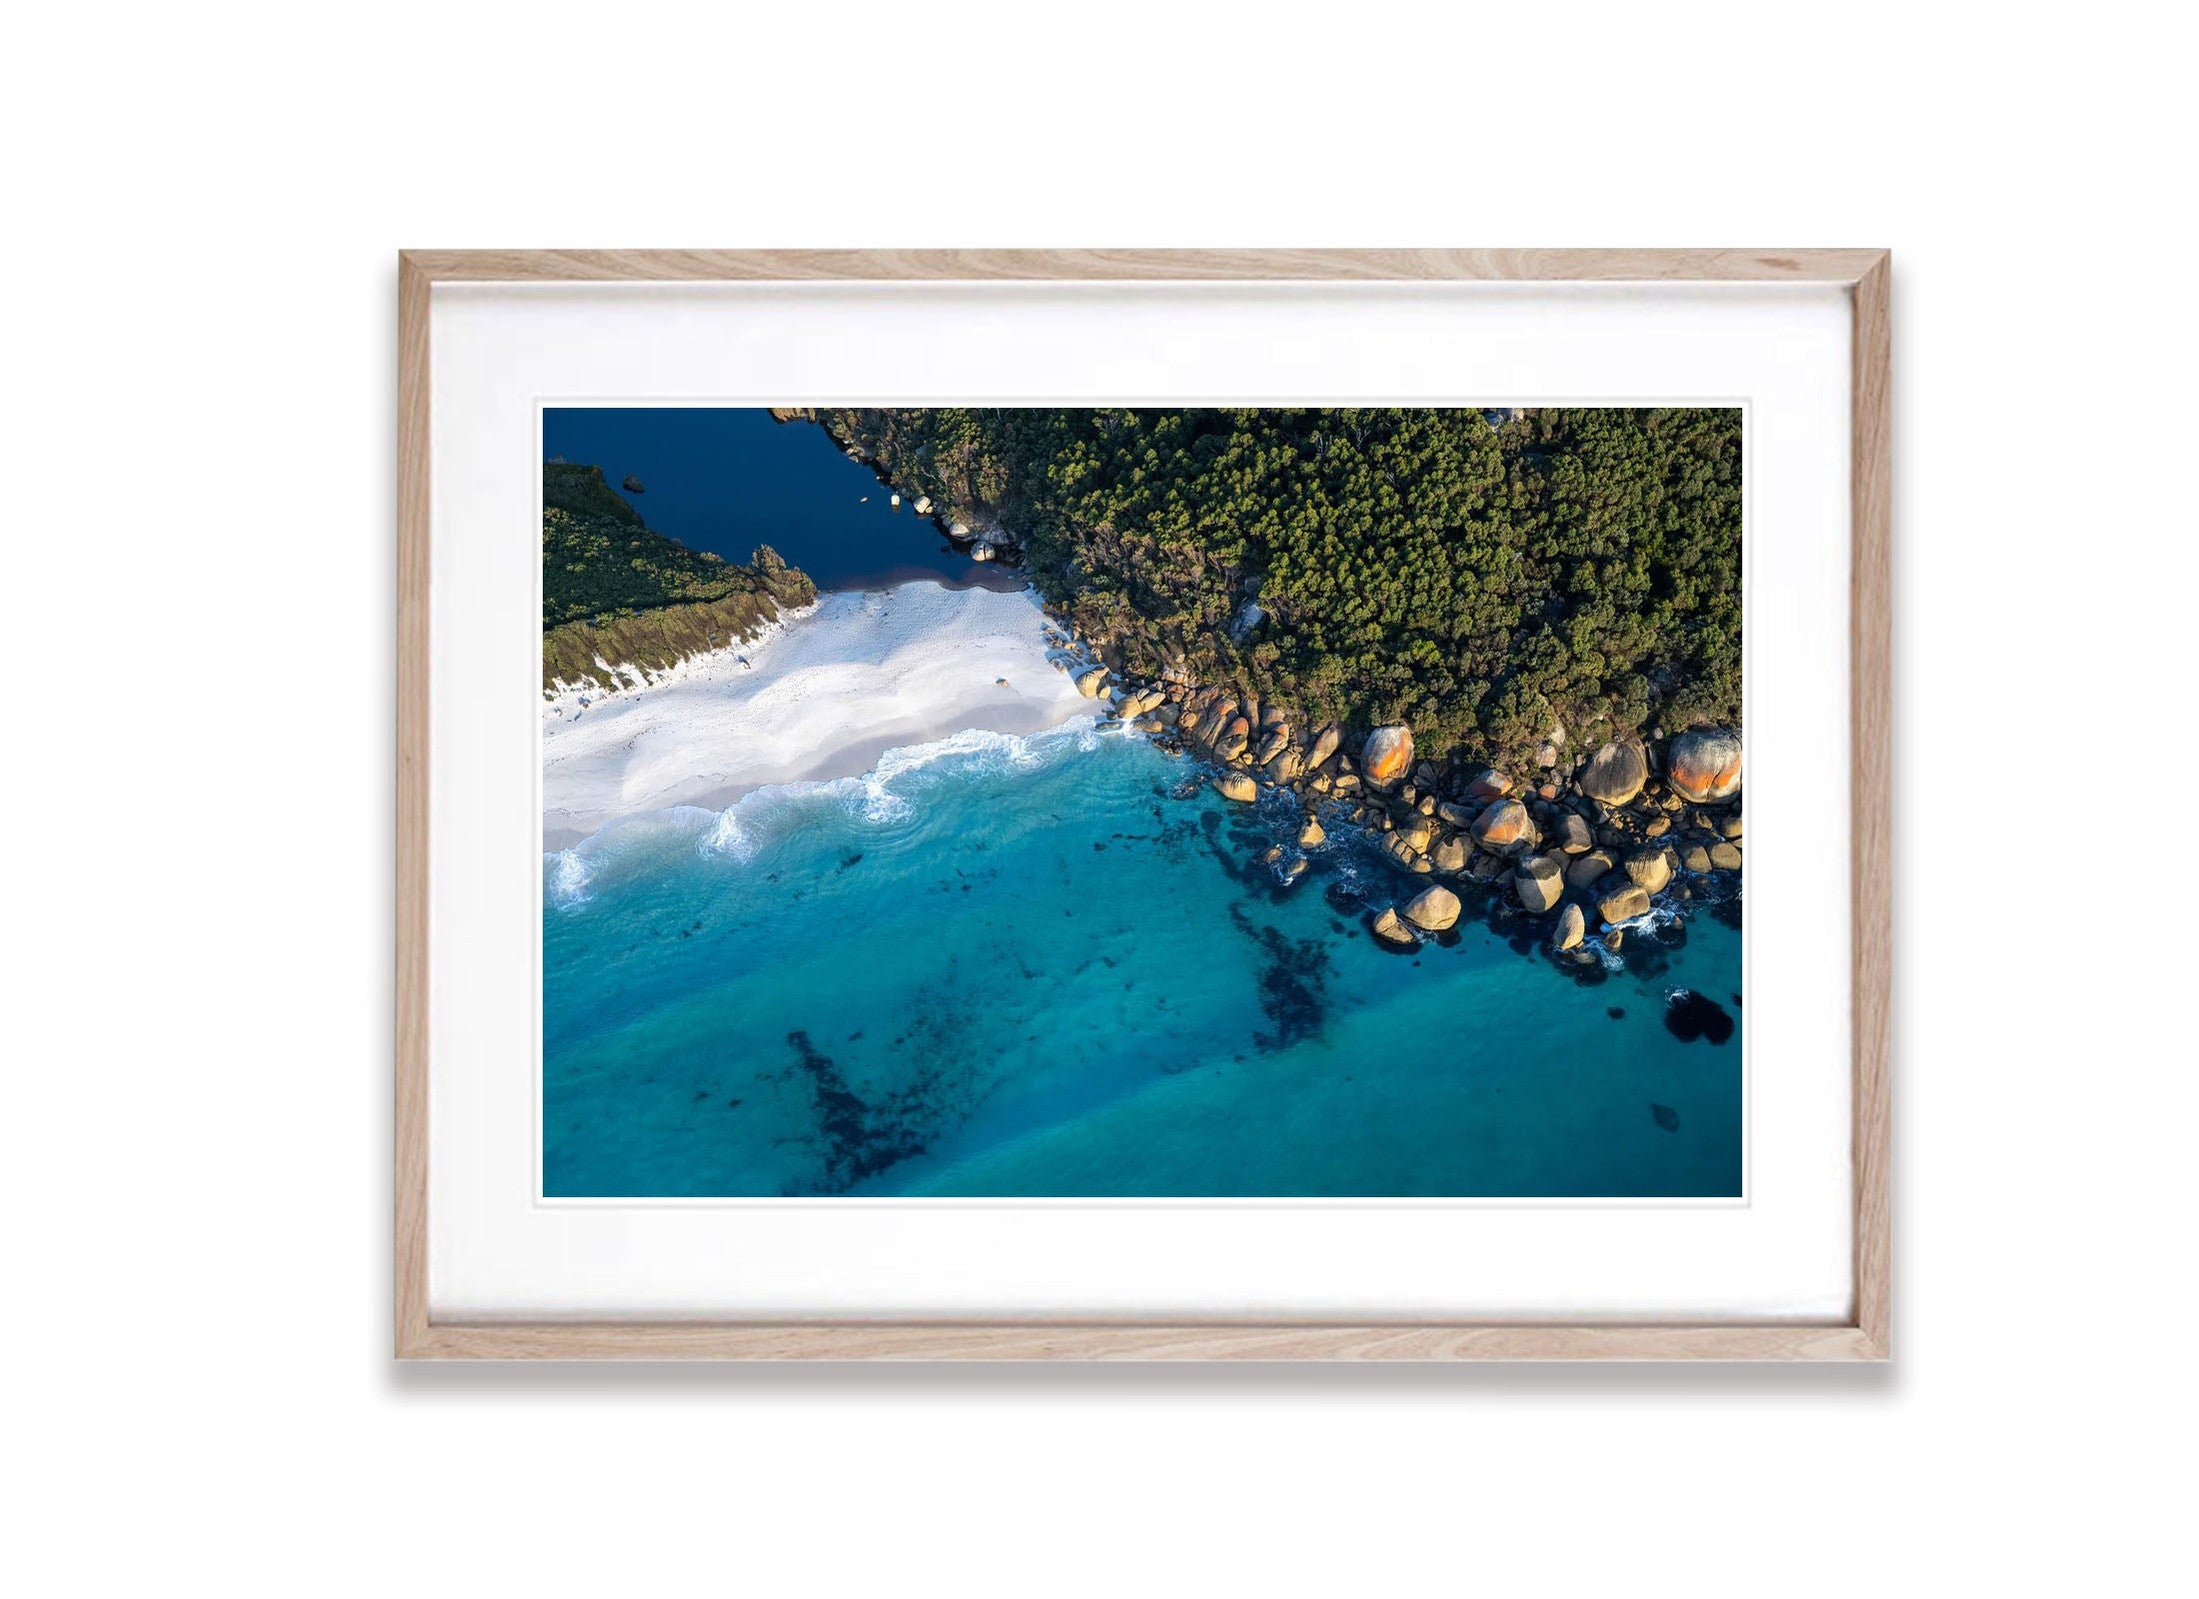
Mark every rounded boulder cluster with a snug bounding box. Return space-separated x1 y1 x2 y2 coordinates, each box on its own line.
1033 632 1745 973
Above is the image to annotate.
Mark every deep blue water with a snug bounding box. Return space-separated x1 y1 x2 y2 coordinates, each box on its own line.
544 407 998 591
543 727 1744 1198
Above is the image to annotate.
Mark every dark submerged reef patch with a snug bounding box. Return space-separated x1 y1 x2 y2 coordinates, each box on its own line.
1662 990 1736 1046
774 1024 978 1195
1227 903 1333 1051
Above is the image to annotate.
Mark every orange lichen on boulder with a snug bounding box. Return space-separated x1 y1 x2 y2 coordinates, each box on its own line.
1360 725 1414 787
1470 798 1530 848
1666 729 1743 803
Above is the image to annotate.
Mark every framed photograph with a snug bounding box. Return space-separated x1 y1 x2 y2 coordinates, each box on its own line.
397 249 1889 1359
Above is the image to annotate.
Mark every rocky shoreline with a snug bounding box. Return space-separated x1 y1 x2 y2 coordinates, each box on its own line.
803 416 1743 974
1048 623 1743 975
804 419 1025 564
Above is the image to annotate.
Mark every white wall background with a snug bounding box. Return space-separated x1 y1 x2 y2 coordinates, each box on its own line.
5 3 2190 1593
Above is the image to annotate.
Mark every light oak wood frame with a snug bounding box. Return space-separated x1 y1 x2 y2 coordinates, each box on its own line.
397 249 1891 1360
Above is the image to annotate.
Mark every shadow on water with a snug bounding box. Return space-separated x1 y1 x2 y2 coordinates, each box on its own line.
1661 991 1736 1045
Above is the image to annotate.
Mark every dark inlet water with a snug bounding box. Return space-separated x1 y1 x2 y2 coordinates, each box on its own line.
543 407 1006 592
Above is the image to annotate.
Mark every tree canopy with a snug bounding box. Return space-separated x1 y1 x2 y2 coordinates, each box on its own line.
790 408 1742 763
541 462 814 689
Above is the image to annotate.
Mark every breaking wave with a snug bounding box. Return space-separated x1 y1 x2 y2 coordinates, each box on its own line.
548 718 1121 896
546 848 593 909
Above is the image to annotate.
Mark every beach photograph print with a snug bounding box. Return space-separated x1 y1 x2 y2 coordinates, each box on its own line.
542 407 1745 1199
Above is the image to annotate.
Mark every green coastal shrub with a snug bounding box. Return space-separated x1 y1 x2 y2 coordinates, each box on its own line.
541 464 815 689
785 407 1742 767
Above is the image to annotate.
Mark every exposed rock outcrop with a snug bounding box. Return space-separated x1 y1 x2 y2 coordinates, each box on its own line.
1667 728 1744 803
1565 848 1618 888
1597 881 1652 924
1624 848 1673 896
1360 725 1414 789
1370 907 1420 949
1579 739 1649 806
1471 799 1530 848
1514 856 1565 913
1567 849 1616 890
1402 885 1461 932
1028 598 1743 987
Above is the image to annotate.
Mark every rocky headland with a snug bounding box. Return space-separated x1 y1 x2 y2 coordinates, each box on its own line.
1038 617 1743 976
771 410 1744 977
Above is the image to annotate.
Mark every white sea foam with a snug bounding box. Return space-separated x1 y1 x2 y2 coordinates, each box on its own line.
546 848 592 909
1584 888 1706 969
551 710 1125 869
851 771 914 825
699 807 756 863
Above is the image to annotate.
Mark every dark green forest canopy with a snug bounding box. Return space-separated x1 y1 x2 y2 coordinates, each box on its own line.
788 407 1742 765
541 462 815 689
544 461 760 628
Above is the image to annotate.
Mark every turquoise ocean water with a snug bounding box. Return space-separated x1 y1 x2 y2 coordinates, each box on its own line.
543 720 1743 1198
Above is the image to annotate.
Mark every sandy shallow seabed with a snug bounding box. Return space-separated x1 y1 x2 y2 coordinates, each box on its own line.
542 581 1095 847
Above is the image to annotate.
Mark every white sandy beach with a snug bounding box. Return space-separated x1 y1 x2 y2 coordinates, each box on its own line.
542 581 1096 847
